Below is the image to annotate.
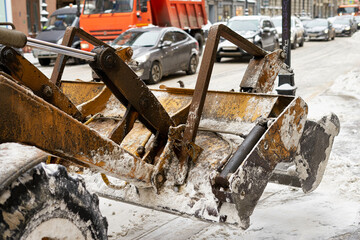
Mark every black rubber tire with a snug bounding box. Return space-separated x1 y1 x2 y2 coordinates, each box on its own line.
299 37 304 47
194 33 204 56
38 58 51 66
216 56 221 63
0 163 108 239
147 61 162 84
291 37 297 49
186 55 198 75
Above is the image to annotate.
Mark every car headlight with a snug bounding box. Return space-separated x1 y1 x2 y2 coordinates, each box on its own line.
254 35 261 43
57 38 63 44
324 29 328 34
135 53 150 63
81 43 89 50
345 26 350 30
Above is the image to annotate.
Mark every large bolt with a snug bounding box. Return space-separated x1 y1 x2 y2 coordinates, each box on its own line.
103 54 116 68
156 173 164 184
126 48 133 58
280 51 286 60
3 48 17 64
42 85 53 98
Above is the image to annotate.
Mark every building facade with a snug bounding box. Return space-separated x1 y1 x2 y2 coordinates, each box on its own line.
207 0 339 23
206 0 257 23
1 0 342 38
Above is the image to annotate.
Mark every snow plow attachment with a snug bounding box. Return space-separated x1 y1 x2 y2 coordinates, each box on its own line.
0 23 339 235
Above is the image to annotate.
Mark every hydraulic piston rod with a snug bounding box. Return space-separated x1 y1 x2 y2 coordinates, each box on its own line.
27 38 96 61
0 27 96 61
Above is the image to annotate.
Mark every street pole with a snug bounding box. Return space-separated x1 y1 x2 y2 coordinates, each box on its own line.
245 0 249 16
282 0 291 67
277 0 296 95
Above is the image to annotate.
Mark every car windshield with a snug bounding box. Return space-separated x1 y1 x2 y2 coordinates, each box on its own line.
337 7 359 15
113 31 160 47
83 0 133 14
43 13 76 31
334 18 350 25
272 18 295 28
227 20 259 31
306 19 328 27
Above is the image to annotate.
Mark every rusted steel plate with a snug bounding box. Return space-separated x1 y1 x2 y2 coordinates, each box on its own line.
294 113 340 193
228 96 308 229
0 75 154 187
0 48 83 121
90 47 174 138
177 24 272 184
60 80 105 105
241 50 285 93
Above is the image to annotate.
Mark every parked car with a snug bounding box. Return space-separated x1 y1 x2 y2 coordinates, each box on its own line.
300 16 312 41
354 16 360 29
271 16 305 49
216 16 279 62
333 16 357 37
111 26 199 84
32 5 81 66
304 18 335 41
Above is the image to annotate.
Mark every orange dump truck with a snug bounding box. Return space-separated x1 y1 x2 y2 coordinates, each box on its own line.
80 0 208 53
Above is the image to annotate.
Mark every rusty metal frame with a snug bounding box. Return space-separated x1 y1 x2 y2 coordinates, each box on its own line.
177 24 285 184
0 74 154 187
50 26 109 86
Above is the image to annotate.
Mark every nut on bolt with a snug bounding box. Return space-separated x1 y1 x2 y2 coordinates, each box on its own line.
156 173 164 184
41 84 53 98
280 50 286 60
126 48 133 58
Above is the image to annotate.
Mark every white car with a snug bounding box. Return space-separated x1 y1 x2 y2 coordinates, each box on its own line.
271 16 305 49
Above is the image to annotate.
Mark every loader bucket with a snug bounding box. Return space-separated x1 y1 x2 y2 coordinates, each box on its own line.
0 24 340 231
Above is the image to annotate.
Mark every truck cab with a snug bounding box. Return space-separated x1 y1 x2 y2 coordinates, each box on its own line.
80 0 207 53
80 0 152 51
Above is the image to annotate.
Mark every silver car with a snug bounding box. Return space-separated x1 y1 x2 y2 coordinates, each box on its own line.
271 16 305 49
112 27 199 84
216 16 279 62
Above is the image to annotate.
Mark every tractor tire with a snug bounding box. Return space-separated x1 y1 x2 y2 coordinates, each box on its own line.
38 58 51 66
0 163 108 240
147 61 162 84
186 55 198 75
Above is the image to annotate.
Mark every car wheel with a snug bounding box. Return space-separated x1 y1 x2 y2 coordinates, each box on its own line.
299 37 304 47
186 55 198 75
38 58 51 66
148 61 162 84
291 37 297 49
194 33 204 56
216 56 221 63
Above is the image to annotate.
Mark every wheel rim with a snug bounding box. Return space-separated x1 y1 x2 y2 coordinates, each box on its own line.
190 56 197 72
151 64 161 82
